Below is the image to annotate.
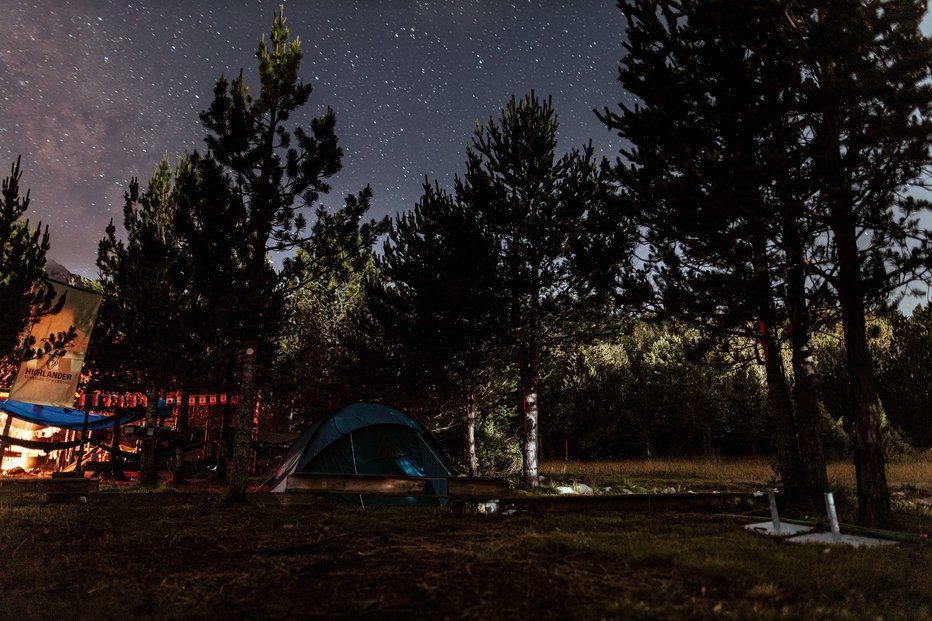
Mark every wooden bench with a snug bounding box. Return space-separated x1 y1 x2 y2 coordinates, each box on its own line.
285 473 509 508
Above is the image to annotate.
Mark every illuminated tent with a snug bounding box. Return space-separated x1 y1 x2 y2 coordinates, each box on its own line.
268 402 455 505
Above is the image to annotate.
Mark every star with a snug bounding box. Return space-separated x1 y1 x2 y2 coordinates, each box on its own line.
1 1 624 277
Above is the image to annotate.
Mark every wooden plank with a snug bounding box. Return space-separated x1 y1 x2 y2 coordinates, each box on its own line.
0 477 99 494
498 492 759 513
286 473 510 501
447 477 509 500
43 491 337 506
286 473 430 496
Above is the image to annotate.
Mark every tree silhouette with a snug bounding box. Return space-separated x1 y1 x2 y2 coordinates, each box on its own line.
97 156 203 486
600 0 932 524
598 0 830 503
456 93 622 486
367 181 511 475
196 6 382 500
0 156 71 367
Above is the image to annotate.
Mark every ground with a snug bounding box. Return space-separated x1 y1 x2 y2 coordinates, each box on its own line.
1 458 929 620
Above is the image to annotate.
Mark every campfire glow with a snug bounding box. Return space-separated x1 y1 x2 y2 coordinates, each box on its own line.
0 416 58 474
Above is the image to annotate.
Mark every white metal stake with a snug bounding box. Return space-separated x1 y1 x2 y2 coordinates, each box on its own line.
768 488 782 535
824 492 842 542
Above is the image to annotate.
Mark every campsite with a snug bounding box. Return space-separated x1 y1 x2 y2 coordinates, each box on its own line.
4 2 932 619
2 400 929 619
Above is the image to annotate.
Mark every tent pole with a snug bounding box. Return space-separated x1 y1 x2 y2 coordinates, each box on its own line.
418 433 451 476
349 431 364 509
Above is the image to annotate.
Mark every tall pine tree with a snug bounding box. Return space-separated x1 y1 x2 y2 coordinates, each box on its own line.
601 0 932 524
367 181 510 475
0 157 70 366
456 93 620 486
196 7 380 500
599 0 830 504
97 156 201 486
797 0 932 525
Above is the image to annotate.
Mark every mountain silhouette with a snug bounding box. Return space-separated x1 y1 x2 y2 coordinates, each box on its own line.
45 258 80 286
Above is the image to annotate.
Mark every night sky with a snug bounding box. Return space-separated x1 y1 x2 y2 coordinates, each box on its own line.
1 1 627 278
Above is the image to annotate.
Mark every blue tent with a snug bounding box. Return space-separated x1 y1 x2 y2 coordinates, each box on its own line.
268 403 455 505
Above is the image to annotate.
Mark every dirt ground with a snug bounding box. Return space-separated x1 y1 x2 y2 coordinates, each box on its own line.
1 486 930 621
2 457 931 620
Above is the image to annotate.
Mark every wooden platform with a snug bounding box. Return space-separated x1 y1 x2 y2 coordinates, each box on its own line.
285 472 510 502
43 491 321 506
0 477 99 494
5 475 760 514
498 491 758 513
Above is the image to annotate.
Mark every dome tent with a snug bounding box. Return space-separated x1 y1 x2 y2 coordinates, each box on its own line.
268 402 455 505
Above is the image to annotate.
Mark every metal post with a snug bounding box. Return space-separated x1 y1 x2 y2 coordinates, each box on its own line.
0 412 13 471
74 406 90 476
824 492 842 543
768 488 782 535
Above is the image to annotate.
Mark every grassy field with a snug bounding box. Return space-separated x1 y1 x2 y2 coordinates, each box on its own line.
0 458 929 620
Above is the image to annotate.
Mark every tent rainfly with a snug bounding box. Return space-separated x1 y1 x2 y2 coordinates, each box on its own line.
268 402 455 505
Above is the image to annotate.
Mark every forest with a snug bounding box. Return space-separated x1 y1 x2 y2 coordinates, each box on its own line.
2 1 932 529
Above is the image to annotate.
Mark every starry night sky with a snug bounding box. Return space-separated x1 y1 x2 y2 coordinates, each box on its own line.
1 1 627 278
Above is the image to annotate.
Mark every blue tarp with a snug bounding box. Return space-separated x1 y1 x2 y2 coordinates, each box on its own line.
0 399 159 431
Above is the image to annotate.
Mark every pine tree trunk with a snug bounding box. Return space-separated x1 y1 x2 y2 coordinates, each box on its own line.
785 225 830 505
820 82 891 526
172 390 190 486
759 321 802 496
521 368 540 488
226 341 258 502
466 393 478 477
138 385 160 487
835 250 891 526
751 234 802 496
521 264 542 488
788 305 830 505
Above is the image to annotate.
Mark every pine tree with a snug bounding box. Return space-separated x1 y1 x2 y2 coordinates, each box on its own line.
367 181 511 475
796 0 932 525
599 0 831 503
196 6 381 500
456 93 620 486
600 0 932 524
0 156 70 365
97 156 201 486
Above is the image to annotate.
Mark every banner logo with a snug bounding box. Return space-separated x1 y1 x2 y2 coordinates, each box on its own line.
10 280 102 408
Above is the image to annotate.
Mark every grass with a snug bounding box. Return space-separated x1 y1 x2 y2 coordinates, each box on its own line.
0 458 929 620
541 456 932 491
541 456 779 491
540 456 932 533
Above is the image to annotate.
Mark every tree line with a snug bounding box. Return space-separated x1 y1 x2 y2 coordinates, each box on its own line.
2 2 931 527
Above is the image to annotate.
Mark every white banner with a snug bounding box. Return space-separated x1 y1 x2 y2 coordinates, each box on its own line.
10 281 102 408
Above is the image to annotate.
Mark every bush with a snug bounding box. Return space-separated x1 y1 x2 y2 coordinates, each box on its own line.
474 405 523 477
